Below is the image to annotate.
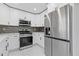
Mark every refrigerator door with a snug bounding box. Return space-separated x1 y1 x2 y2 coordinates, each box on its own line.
52 39 70 56
51 5 70 40
44 37 51 56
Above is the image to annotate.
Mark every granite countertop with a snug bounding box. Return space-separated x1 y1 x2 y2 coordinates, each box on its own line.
0 33 19 43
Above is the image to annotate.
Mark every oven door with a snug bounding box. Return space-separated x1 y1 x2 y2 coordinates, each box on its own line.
20 36 33 48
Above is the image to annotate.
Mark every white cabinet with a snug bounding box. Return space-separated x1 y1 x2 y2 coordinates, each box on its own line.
33 33 38 44
0 4 19 26
16 10 31 21
0 38 7 56
9 8 19 26
0 4 10 25
0 33 19 55
33 32 44 48
7 33 19 51
37 33 44 47
9 8 31 26
31 15 44 27
0 4 32 26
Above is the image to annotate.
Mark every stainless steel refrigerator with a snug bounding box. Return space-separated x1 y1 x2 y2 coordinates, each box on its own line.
44 4 72 56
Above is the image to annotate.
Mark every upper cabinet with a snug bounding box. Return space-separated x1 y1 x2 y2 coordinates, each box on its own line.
31 15 44 27
0 4 10 25
0 4 31 26
9 8 32 26
9 8 19 26
0 4 19 26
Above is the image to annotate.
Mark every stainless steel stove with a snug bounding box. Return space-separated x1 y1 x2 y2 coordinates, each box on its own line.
19 19 33 49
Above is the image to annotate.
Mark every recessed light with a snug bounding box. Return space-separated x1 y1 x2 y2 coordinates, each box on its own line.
34 8 37 11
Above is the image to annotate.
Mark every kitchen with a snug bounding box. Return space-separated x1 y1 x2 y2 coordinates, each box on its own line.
0 3 79 56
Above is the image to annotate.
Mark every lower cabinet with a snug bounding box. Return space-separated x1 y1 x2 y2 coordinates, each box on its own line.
37 35 44 48
33 32 44 48
7 33 19 51
0 39 7 56
0 33 19 56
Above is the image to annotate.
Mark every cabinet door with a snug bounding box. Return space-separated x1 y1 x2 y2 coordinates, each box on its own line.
0 39 7 56
7 34 19 51
37 33 44 48
33 32 44 47
52 39 70 56
0 4 10 25
31 15 44 27
9 8 19 26
32 33 37 44
31 15 38 26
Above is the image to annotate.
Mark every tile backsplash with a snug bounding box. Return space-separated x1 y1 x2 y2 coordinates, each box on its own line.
0 25 18 33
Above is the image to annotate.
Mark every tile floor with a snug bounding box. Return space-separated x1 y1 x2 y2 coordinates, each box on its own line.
8 43 45 56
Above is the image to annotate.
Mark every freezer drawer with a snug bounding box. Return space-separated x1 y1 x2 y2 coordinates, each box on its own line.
44 37 51 56
52 39 70 56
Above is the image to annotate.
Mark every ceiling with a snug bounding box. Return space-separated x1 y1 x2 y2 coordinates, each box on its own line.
6 3 47 14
